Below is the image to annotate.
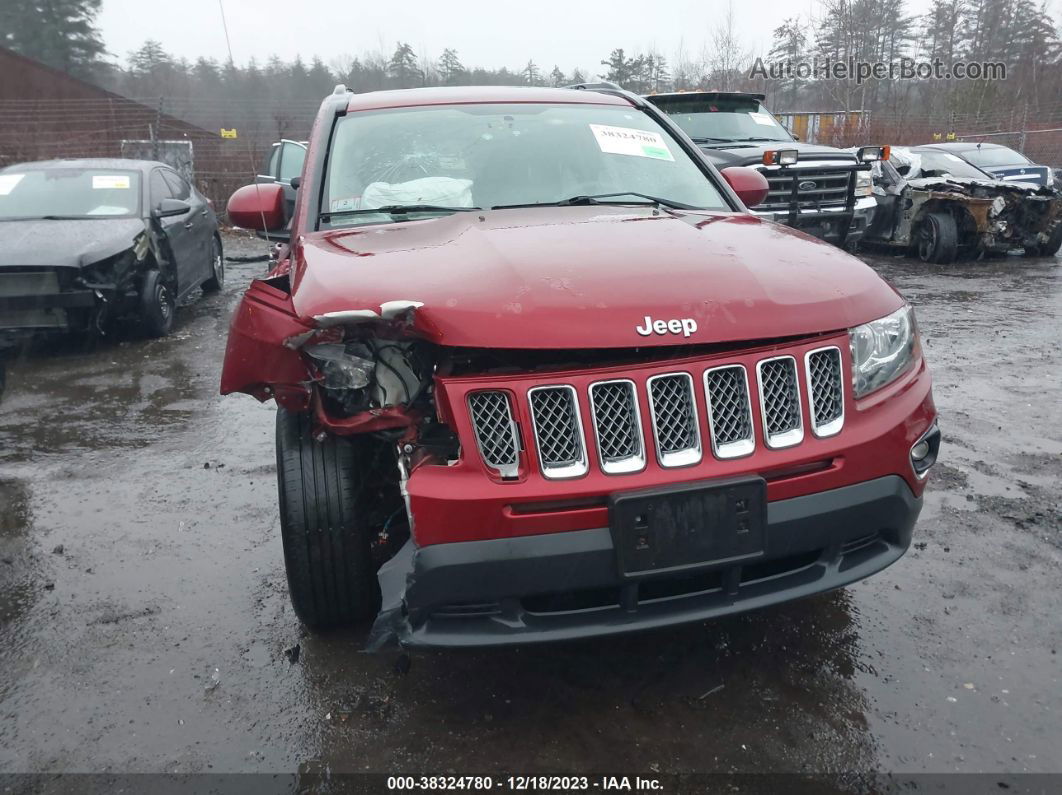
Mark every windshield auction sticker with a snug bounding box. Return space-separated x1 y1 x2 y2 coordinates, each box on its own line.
590 124 675 161
0 174 25 195
749 112 777 126
92 175 131 190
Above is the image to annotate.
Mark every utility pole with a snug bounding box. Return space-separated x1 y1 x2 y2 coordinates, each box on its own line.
1017 103 1029 155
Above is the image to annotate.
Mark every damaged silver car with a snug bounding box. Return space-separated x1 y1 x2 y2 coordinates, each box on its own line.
862 146 1062 262
0 159 223 351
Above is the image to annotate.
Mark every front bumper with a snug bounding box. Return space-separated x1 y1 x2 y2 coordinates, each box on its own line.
753 195 877 245
372 474 920 648
0 270 99 344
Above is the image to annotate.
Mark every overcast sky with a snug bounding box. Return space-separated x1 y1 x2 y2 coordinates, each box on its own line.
95 0 955 76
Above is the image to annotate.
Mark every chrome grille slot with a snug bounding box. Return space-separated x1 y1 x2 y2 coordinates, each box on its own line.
703 365 754 459
647 373 701 467
757 356 803 449
529 385 588 479
468 391 520 478
589 379 645 474
805 347 844 437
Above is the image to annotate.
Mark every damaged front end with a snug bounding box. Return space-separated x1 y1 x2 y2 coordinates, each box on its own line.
0 222 158 349
222 268 477 647
863 155 1062 259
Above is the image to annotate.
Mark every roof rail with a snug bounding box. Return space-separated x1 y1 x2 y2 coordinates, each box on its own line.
562 81 646 108
564 81 623 91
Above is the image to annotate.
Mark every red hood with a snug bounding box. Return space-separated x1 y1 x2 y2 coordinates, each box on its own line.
291 207 902 349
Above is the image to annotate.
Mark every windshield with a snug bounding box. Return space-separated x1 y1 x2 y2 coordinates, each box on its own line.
650 96 793 143
961 146 1031 169
912 151 992 180
0 168 141 220
321 103 728 227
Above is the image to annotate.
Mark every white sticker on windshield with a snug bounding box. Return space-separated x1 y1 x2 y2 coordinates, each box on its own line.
589 124 675 161
749 112 776 126
0 174 25 195
92 175 131 190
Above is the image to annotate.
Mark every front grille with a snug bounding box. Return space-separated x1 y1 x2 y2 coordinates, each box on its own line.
529 386 587 478
757 357 803 448
465 342 847 477
806 347 844 436
759 167 852 212
467 391 520 478
589 380 644 473
647 373 701 467
0 271 61 297
703 365 754 458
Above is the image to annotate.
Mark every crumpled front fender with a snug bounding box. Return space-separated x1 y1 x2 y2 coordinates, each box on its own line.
220 277 314 407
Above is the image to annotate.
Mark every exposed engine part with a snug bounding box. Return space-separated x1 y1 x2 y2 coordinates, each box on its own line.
307 337 432 417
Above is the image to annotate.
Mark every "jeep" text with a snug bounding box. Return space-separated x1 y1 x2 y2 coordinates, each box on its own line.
635 315 698 337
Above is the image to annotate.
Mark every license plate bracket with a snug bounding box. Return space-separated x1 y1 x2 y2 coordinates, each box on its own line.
608 478 767 578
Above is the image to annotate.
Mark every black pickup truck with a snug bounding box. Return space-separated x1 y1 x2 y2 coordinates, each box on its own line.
647 91 879 247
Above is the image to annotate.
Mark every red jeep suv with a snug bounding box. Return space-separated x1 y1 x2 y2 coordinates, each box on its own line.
222 85 939 648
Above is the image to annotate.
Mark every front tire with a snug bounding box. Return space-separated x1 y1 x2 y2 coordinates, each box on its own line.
915 212 958 264
202 235 224 292
1023 224 1062 258
276 408 379 629
140 269 175 337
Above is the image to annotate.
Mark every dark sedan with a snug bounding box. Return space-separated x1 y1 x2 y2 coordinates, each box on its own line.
916 142 1056 188
0 158 223 349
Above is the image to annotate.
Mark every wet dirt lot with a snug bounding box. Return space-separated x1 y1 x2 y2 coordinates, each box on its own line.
0 233 1058 784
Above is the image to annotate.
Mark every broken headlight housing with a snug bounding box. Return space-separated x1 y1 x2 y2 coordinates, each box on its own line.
304 343 374 390
848 305 918 398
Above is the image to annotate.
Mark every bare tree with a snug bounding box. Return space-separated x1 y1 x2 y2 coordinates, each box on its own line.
705 1 751 91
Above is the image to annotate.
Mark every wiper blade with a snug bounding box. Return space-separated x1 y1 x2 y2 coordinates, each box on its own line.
690 136 736 143
321 204 480 220
493 192 696 211
560 192 696 210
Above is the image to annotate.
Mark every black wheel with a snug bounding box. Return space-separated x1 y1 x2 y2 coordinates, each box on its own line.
915 212 958 264
1023 224 1062 258
202 235 224 292
140 269 175 337
275 408 379 629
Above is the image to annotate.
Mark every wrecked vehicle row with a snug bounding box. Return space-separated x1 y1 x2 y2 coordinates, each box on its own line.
861 146 1062 262
222 84 939 649
0 159 223 360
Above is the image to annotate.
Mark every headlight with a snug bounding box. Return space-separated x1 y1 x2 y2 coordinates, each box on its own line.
855 171 873 197
848 305 918 397
305 343 374 390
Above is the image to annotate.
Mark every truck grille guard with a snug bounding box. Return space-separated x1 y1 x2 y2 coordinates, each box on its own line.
466 343 846 480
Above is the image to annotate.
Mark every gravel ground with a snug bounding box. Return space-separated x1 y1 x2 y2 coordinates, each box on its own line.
0 231 1058 787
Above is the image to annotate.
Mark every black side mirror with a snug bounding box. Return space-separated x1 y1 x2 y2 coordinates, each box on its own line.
290 176 301 190
154 198 191 218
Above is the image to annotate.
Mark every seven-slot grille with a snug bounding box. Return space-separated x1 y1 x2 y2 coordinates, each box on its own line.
648 373 701 467
757 357 803 448
466 347 846 476
589 380 644 473
806 347 844 436
467 391 520 478
704 365 754 458
528 386 587 478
